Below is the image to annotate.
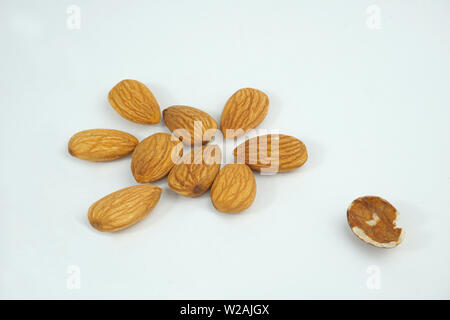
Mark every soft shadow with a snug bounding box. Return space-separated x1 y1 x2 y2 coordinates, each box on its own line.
264 89 281 125
301 137 324 172
145 82 173 109
393 200 429 252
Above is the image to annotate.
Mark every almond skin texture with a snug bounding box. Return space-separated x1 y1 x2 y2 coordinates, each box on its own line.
210 164 256 213
131 132 183 183
168 145 222 197
220 88 269 138
233 134 307 173
88 185 162 232
347 196 405 248
68 129 138 162
108 79 161 124
163 105 218 145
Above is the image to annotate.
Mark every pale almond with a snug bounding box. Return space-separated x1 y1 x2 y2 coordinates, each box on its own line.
88 185 162 232
68 129 138 162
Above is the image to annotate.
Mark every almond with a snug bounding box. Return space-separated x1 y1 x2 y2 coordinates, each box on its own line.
163 105 218 145
168 144 222 197
233 134 307 173
210 164 256 213
88 185 162 232
347 196 405 248
68 129 138 162
220 88 269 138
131 132 183 183
108 79 161 124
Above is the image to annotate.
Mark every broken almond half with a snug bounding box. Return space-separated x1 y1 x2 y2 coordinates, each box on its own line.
347 196 405 248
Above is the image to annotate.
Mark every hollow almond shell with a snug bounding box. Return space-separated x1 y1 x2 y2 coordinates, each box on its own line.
347 196 405 248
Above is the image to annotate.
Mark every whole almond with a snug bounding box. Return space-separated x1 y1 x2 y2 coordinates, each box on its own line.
168 144 222 197
108 79 161 124
68 129 138 162
233 134 307 173
131 132 183 183
347 196 405 248
210 164 256 213
220 88 269 138
163 105 218 145
88 185 162 232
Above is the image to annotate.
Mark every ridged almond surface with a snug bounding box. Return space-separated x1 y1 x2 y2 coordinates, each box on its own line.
68 129 138 162
220 88 269 138
168 145 222 197
210 164 256 213
88 185 162 232
233 134 307 173
163 105 218 145
108 79 161 124
131 132 183 183
347 196 405 248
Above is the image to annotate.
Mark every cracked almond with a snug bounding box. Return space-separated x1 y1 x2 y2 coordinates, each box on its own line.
347 196 405 248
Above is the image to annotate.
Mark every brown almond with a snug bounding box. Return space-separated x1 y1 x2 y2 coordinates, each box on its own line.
347 196 405 248
108 79 161 124
131 132 183 183
220 88 269 138
163 105 218 145
68 129 138 162
168 145 222 197
88 185 162 232
233 134 307 173
210 164 256 213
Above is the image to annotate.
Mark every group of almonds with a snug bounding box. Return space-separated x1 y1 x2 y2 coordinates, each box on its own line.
68 79 404 249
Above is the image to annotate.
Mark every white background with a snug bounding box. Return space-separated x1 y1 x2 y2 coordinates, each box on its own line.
1 0 449 299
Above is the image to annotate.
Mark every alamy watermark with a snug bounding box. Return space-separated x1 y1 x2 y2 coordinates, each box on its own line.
66 5 81 30
169 123 281 175
66 265 81 290
366 5 381 30
366 265 381 290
